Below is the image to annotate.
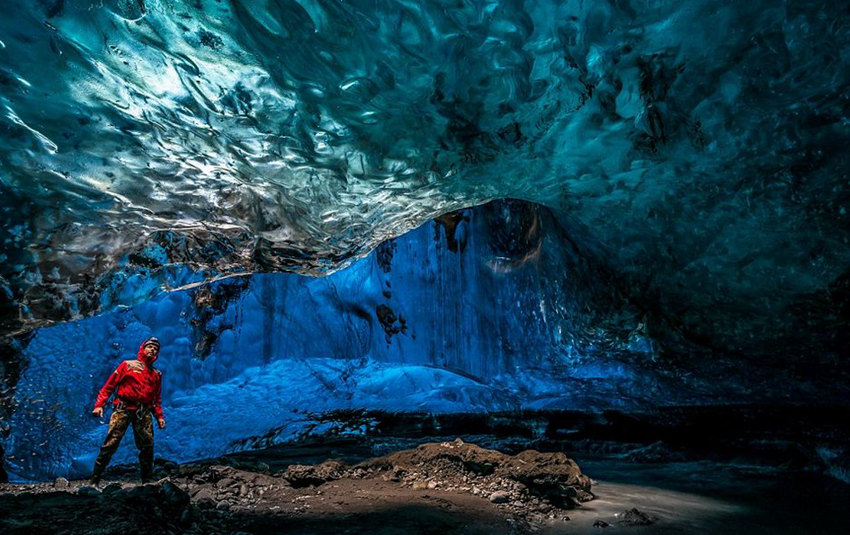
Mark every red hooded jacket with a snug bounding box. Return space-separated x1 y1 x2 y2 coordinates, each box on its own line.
94 340 164 420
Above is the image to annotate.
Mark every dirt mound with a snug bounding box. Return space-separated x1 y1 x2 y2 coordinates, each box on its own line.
357 438 594 509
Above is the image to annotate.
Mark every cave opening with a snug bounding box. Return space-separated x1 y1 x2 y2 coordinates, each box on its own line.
2 0 850 532
3 199 849 533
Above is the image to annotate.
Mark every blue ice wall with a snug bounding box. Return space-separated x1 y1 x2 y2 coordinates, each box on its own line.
4 202 659 481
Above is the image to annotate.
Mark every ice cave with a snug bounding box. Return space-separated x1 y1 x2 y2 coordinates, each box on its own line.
1 0 849 533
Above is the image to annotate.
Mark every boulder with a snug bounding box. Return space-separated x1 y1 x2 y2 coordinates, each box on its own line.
281 460 348 488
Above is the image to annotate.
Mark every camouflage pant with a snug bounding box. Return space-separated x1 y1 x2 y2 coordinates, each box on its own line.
92 407 154 480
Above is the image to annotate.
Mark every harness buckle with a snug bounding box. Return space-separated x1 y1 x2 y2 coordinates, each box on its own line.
115 398 150 420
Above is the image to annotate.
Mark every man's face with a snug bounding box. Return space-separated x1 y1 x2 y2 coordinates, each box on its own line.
144 344 159 358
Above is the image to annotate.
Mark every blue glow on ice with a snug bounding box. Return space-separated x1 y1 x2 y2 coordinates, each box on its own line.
5 204 657 480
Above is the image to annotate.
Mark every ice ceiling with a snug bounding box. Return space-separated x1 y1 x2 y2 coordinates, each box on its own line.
2 0 850 362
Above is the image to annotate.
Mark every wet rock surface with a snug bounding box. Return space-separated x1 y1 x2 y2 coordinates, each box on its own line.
617 508 658 526
0 440 590 534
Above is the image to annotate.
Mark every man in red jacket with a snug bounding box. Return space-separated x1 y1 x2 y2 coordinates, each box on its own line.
90 337 166 485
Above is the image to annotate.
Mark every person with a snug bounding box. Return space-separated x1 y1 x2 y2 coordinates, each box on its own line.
90 337 166 485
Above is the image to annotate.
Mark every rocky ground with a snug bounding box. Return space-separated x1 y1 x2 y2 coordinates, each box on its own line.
5 435 848 534
0 439 603 535
6 407 850 534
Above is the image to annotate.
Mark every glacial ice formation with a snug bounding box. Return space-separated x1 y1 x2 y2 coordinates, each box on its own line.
1 0 848 361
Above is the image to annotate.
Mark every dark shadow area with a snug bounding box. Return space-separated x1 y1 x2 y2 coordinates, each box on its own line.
202 504 514 535
0 491 512 535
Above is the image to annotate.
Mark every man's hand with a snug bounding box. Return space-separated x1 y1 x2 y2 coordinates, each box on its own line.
157 418 166 429
92 407 103 418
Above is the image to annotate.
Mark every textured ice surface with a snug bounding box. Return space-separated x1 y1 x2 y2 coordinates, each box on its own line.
1 0 849 360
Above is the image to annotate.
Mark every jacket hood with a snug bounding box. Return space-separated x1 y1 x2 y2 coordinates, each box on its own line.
137 337 160 366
